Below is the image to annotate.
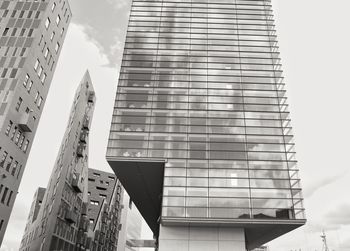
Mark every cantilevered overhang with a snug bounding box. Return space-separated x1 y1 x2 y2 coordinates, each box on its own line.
162 218 306 250
107 157 165 236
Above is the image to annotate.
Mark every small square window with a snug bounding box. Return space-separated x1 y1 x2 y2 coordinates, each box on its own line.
37 97 43 109
44 48 49 59
41 73 47 84
23 74 30 87
27 81 33 93
37 66 43 77
55 42 60 53
34 59 40 71
56 15 61 25
50 31 55 41
45 18 51 29
34 92 39 103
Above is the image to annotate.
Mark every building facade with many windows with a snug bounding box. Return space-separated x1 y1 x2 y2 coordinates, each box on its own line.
0 0 71 244
107 0 306 250
20 71 95 251
87 168 124 251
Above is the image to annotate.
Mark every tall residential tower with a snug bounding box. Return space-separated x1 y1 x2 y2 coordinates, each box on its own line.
107 0 306 250
0 0 71 243
20 72 95 251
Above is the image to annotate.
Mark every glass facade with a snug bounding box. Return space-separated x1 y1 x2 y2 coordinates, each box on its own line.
107 0 305 223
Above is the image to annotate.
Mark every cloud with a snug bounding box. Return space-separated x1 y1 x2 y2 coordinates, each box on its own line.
107 0 129 10
303 171 348 198
303 204 350 235
325 204 350 228
341 238 350 248
68 0 131 67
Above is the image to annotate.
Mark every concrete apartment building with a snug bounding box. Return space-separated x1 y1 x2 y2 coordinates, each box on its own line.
106 0 306 250
23 187 46 234
87 168 124 251
19 71 95 251
0 0 71 244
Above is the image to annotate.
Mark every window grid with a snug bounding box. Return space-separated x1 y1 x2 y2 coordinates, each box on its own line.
107 0 304 221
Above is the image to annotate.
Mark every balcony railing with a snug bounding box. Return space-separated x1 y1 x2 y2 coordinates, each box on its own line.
77 144 84 158
72 174 83 193
88 91 95 103
18 113 34 132
82 115 90 130
80 130 88 143
65 209 78 224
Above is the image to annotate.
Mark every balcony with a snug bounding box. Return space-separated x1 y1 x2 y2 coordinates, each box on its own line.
81 202 88 216
77 144 84 158
82 115 90 130
79 216 89 232
80 130 88 143
88 91 95 103
72 174 83 193
77 230 86 245
18 113 34 132
65 209 78 224
5 162 11 172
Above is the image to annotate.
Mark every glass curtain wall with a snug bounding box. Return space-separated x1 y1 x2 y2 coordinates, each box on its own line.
107 0 305 222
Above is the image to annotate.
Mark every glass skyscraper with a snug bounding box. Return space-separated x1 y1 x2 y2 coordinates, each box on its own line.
107 0 305 250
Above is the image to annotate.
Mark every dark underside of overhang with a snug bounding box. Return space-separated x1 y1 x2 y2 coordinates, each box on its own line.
107 158 165 236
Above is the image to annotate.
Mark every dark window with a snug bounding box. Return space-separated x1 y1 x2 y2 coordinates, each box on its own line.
96 186 107 191
11 28 17 36
7 191 13 206
1 187 8 204
28 29 33 37
6 157 13 172
27 11 33 18
9 68 18 78
2 10 8 18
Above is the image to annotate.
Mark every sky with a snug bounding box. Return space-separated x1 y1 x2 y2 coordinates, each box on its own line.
2 0 350 250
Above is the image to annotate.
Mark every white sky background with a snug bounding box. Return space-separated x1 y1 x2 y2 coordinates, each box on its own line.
2 0 350 250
